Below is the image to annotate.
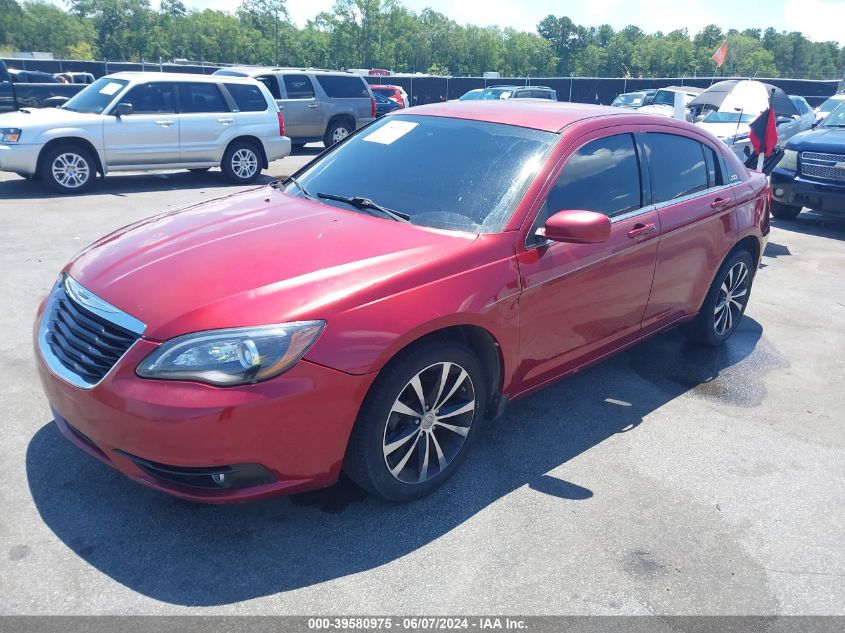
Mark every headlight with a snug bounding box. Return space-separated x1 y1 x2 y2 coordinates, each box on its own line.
136 321 325 386
777 149 798 171
0 128 21 143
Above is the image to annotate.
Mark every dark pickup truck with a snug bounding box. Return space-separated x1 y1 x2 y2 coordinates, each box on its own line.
0 60 85 113
770 99 845 219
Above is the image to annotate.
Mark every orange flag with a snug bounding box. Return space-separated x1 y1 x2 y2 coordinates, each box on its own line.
711 40 727 67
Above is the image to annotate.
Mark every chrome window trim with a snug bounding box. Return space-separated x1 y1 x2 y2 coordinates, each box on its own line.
37 275 146 390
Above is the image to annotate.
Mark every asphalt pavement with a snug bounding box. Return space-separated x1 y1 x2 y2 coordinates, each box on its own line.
1 150 843 615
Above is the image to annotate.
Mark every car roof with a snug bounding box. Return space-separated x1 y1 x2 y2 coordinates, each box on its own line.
106 71 259 84
215 66 360 77
406 100 655 133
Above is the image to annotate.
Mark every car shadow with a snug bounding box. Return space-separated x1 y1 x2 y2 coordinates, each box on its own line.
0 172 277 200
27 318 778 606
771 212 845 240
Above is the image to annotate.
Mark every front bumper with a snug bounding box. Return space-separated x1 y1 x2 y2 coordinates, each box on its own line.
0 143 40 175
771 168 845 215
36 322 376 502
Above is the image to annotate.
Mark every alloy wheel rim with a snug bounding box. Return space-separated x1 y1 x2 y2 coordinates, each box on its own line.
52 153 90 188
332 127 349 143
382 362 476 484
231 149 258 179
714 261 749 336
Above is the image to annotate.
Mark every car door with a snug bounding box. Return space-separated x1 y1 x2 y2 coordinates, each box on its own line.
177 82 234 164
102 81 179 166
513 130 660 392
638 129 740 335
280 74 323 139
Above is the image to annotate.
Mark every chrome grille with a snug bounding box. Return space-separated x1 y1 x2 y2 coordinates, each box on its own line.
38 276 145 389
801 151 845 183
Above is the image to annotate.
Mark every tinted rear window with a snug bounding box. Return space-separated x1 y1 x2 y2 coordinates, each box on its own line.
315 75 370 98
225 83 268 111
644 133 709 203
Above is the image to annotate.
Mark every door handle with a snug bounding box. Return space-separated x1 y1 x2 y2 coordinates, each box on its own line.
710 197 731 210
217 118 234 124
627 222 656 238
307 104 319 109
155 120 174 126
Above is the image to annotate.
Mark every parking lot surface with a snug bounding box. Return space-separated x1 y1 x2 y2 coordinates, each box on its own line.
1 151 843 615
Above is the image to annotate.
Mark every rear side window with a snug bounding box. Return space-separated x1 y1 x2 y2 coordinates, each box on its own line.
225 83 268 112
545 134 643 217
283 75 315 99
121 82 177 114
178 83 228 113
316 75 370 98
644 133 709 203
256 74 281 99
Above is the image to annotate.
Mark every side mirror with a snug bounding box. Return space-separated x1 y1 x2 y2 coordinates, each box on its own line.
114 102 133 117
539 210 611 244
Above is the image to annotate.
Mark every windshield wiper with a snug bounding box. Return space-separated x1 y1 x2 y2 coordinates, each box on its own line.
281 175 318 201
316 192 411 223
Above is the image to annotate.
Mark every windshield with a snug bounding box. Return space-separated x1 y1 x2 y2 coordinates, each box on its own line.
459 90 483 101
480 88 514 100
819 97 845 113
284 114 555 233
702 111 754 123
62 77 129 113
820 102 845 127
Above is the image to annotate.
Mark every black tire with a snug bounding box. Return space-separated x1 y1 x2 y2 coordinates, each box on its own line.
681 248 755 347
188 167 210 173
770 201 802 220
344 342 487 502
323 120 353 147
39 144 96 193
221 140 262 184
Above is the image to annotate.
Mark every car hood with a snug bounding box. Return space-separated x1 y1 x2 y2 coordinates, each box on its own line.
66 186 479 341
0 107 100 129
786 127 845 153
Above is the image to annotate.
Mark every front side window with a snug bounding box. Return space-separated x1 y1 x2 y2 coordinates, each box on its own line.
178 83 228 113
62 77 129 114
285 114 555 233
120 82 177 114
643 133 709 203
283 75 315 99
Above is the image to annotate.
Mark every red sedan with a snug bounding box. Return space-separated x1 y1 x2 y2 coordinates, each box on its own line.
34 101 770 502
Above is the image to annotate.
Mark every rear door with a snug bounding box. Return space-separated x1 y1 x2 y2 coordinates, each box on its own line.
280 74 323 138
102 81 179 166
639 129 739 334
177 82 234 163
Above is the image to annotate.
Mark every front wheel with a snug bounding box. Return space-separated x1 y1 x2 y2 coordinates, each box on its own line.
221 141 261 184
40 145 96 193
681 249 754 347
344 342 487 502
770 201 802 220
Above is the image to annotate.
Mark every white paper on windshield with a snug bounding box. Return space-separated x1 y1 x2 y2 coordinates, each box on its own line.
99 82 123 96
363 120 418 145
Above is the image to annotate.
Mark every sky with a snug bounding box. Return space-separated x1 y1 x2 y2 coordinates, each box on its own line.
177 0 845 44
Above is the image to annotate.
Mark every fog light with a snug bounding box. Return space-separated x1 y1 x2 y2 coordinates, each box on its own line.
774 188 784 197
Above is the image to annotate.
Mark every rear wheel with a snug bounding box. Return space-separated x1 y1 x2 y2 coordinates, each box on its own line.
770 201 801 220
324 120 353 147
221 140 261 184
681 249 754 347
40 145 95 193
344 342 487 502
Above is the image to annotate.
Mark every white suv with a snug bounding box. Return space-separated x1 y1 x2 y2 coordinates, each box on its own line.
0 72 291 193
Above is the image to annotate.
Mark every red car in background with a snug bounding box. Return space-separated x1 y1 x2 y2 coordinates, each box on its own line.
34 101 769 503
370 84 409 108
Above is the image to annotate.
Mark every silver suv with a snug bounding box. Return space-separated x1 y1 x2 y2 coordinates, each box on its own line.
0 72 290 193
213 67 376 147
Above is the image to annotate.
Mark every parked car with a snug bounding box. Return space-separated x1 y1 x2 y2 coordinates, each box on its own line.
34 101 769 503
0 60 84 112
9 68 59 83
213 67 376 147
0 72 290 192
611 91 649 108
637 86 703 118
814 93 845 126
770 100 845 219
370 84 409 108
55 72 96 85
478 85 558 100
374 92 402 117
